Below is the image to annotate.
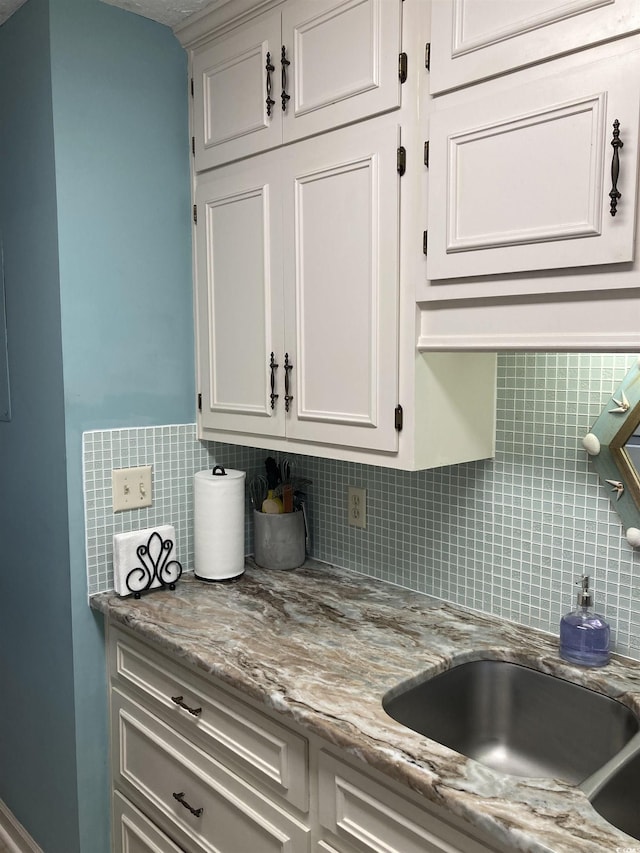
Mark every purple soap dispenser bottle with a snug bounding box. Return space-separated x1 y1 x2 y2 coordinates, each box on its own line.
559 575 610 667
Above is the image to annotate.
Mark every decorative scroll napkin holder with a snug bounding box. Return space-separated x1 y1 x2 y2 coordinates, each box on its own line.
113 525 183 598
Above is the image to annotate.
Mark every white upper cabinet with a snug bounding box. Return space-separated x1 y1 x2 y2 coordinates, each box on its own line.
429 0 640 94
281 119 400 452
281 0 402 145
192 0 402 171
195 117 401 454
194 151 285 438
193 10 282 170
184 0 498 466
426 48 640 281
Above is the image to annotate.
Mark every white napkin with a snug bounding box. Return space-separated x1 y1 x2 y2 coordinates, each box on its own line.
113 525 178 596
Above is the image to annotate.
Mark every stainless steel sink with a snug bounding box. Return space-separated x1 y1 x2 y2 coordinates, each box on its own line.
382 659 639 783
589 750 640 840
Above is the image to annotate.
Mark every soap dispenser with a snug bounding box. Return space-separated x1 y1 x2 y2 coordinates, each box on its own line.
559 575 610 667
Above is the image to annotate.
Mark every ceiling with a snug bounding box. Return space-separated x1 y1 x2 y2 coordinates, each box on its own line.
0 0 214 30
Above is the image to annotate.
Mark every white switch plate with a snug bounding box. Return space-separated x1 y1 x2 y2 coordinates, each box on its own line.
112 465 153 512
347 486 367 529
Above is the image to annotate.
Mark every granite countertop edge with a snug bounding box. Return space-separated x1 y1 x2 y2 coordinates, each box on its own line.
91 559 640 853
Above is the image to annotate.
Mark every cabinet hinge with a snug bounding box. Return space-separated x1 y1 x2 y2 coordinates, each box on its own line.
193 204 198 224
423 230 428 254
190 77 194 97
397 146 406 177
398 52 408 84
395 405 403 432
425 42 431 71
424 140 429 167
198 393 202 412
191 136 195 156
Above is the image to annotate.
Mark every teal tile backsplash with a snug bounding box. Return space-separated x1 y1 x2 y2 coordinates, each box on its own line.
83 353 640 659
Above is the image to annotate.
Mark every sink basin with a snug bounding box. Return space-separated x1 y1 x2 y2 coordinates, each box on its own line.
590 751 640 840
383 660 639 783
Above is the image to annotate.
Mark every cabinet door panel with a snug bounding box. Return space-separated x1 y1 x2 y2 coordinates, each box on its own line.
430 0 640 93
427 51 640 280
113 792 184 853
282 0 401 143
113 689 309 853
318 751 495 853
283 120 400 451
110 627 309 812
193 10 282 170
195 153 285 436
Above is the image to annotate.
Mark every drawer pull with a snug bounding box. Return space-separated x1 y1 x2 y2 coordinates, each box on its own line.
172 791 203 818
171 695 202 716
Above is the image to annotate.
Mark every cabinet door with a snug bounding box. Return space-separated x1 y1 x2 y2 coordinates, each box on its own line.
430 0 640 94
195 152 286 437
427 49 640 281
281 0 402 143
193 10 282 170
282 119 400 452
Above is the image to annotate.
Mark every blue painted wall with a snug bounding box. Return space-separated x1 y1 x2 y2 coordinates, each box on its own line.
0 0 193 848
0 0 80 849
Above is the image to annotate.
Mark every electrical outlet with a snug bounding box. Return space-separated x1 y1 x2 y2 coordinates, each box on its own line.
348 486 367 529
112 465 153 512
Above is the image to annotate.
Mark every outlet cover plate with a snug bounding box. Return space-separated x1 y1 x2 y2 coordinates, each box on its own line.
112 465 153 512
348 486 367 529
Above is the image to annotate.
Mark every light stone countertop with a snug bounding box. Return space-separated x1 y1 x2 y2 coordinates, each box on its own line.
91 559 640 853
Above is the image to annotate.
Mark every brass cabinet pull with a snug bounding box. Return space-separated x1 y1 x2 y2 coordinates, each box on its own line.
171 695 202 717
269 352 279 410
172 791 203 818
284 352 293 412
265 52 275 117
609 119 624 217
281 45 291 112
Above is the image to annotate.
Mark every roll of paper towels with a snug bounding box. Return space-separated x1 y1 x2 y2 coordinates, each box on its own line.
194 466 246 581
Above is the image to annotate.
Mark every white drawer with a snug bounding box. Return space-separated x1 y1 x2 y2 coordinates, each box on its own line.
112 686 310 853
318 751 496 853
113 791 185 853
109 625 308 811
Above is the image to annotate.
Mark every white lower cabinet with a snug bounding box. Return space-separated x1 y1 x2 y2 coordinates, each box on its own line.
112 687 309 853
317 751 497 853
107 625 505 853
113 791 185 853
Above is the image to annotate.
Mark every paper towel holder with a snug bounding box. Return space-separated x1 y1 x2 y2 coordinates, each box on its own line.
212 465 227 476
126 530 183 598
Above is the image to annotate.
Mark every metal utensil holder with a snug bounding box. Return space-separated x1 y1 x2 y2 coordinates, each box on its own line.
253 509 305 570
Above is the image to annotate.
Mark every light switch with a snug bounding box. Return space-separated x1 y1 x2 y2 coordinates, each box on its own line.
112 465 152 512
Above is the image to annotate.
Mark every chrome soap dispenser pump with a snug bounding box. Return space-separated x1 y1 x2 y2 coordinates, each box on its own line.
559 575 610 667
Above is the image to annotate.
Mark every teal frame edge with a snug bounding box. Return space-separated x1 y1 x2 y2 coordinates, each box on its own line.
584 357 640 536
